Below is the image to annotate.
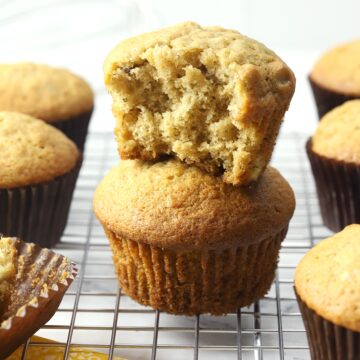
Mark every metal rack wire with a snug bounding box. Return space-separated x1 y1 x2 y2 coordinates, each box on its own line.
18 132 331 360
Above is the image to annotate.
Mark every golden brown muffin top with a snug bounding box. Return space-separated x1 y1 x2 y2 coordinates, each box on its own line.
93 160 295 251
310 39 360 95
0 112 79 188
295 225 360 332
312 100 360 163
0 62 94 122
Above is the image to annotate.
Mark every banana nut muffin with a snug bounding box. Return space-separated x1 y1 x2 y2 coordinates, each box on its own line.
104 22 296 185
306 100 360 231
309 39 360 118
0 62 94 150
94 160 295 315
0 111 81 246
295 225 360 359
0 238 17 319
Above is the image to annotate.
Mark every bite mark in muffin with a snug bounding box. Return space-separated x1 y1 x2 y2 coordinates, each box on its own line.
104 22 295 185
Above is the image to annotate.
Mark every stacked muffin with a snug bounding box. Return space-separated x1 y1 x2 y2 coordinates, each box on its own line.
94 22 296 315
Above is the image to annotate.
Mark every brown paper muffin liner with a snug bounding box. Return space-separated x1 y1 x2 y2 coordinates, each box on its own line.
51 108 93 151
0 238 77 359
295 290 360 360
103 227 288 316
308 76 358 119
306 139 360 232
0 158 82 248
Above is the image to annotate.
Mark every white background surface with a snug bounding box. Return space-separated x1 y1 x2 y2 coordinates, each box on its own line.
1 0 359 134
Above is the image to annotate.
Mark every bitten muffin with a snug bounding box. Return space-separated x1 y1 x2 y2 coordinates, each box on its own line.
309 39 360 118
0 62 94 150
104 22 295 185
306 100 360 232
94 160 295 315
0 111 81 247
295 225 360 359
0 238 17 319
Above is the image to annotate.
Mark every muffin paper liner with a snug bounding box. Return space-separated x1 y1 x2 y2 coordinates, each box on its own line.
0 158 82 248
0 238 77 359
295 290 360 360
308 76 358 119
306 139 360 232
51 108 93 151
103 227 288 316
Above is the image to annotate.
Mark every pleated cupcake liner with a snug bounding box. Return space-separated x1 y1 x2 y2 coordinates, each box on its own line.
308 76 358 119
295 290 360 360
51 108 93 151
0 238 77 359
306 139 360 232
0 158 82 248
104 226 288 316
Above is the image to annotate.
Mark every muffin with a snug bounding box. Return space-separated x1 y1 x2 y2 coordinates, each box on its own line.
0 62 94 150
104 22 295 185
306 100 360 232
0 111 81 247
93 160 295 315
0 237 17 319
309 39 360 118
295 225 360 360
0 237 78 359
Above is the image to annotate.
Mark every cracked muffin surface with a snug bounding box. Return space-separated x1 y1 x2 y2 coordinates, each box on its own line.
93 160 295 250
104 22 295 185
0 111 79 188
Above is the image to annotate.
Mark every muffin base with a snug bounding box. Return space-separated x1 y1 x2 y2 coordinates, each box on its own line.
306 139 360 232
0 158 82 248
296 290 360 360
309 77 358 119
52 108 93 151
105 227 288 315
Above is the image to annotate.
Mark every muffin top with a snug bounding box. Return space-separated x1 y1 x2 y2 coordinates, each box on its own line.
0 112 79 188
295 225 360 332
94 160 295 251
311 100 360 163
0 62 94 122
104 21 295 186
310 39 360 95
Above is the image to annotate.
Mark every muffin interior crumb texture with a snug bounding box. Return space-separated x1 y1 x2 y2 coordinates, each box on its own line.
0 237 17 319
105 22 295 185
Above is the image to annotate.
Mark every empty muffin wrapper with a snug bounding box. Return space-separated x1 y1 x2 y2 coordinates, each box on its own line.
295 290 360 360
306 139 360 232
0 238 77 359
308 76 358 119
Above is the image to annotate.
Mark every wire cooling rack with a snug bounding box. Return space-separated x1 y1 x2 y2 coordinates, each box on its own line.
17 132 332 360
